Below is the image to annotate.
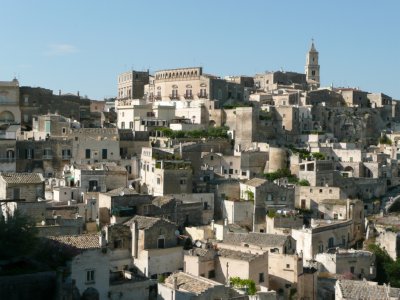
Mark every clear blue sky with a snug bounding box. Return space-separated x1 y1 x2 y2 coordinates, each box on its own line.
1 1 399 100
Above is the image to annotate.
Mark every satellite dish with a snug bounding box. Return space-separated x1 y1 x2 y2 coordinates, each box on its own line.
120 191 125 196
195 240 202 248
174 230 180 237
129 184 133 189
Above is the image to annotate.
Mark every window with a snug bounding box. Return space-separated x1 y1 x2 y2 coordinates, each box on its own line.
208 270 215 279
129 121 133 129
62 149 71 159
210 155 214 161
267 194 272 201
281 196 286 201
318 243 324 253
102 149 108 159
121 122 125 129
286 264 290 269
62 127 66 134
13 188 20 199
328 237 334 248
157 178 161 185
350 266 355 274
85 149 91 159
86 269 95 283
43 149 52 159
25 148 34 159
259 273 264 283
180 178 186 185
88 180 98 192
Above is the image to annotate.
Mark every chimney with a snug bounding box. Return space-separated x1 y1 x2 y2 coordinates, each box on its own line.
173 276 178 290
77 91 80 97
211 219 215 230
131 220 138 258
59 90 61 96
224 218 228 226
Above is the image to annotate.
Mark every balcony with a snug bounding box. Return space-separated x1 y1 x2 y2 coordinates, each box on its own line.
169 94 180 100
42 155 53 160
197 93 208 99
184 94 193 100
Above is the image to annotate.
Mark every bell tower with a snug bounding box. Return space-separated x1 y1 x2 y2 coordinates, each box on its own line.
305 39 320 88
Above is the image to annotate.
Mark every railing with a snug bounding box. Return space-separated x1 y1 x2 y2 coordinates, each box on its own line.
169 94 180 100
197 93 208 99
184 94 193 100
42 155 53 160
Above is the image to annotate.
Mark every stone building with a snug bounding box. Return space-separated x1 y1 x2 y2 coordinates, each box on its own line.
305 41 320 89
315 248 376 280
158 271 230 300
16 138 73 177
335 279 400 300
0 124 18 172
98 187 152 226
221 232 296 255
254 71 307 92
69 128 120 164
19 86 91 129
291 219 357 265
240 178 295 211
145 66 244 104
0 172 44 202
47 234 110 300
117 70 149 100
128 215 183 278
139 147 192 196
0 79 20 125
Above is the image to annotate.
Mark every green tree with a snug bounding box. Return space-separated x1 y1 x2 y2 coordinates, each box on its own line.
311 152 325 160
298 179 310 186
379 135 392 145
367 243 400 287
230 277 257 295
0 210 38 260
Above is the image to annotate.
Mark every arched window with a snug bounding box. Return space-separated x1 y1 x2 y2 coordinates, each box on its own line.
0 111 15 122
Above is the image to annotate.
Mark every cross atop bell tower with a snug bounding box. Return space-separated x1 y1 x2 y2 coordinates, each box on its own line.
305 39 320 89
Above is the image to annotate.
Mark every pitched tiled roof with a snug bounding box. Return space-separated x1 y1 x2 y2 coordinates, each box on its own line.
218 248 260 262
152 196 175 207
103 187 138 196
124 215 171 230
223 232 288 248
164 272 221 295
47 234 100 250
336 279 400 299
0 173 44 184
244 178 267 187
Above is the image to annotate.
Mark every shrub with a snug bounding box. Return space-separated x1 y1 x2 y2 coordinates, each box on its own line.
230 277 257 295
